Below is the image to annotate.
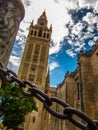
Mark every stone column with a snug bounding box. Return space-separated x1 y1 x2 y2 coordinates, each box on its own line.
0 0 25 68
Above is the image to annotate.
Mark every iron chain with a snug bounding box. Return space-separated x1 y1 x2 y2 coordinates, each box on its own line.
0 62 98 130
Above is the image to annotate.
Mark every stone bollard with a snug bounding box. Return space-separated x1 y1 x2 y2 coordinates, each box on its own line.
0 0 25 68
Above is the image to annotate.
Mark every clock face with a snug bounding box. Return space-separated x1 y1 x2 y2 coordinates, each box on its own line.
40 21 44 26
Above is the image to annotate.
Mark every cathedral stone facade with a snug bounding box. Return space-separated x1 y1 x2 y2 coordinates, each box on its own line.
0 0 25 68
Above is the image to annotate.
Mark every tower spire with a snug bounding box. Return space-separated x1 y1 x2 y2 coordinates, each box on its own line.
37 10 48 27
42 9 47 18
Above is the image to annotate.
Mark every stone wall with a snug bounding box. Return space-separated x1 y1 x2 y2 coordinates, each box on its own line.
78 56 96 119
91 47 98 119
48 41 98 130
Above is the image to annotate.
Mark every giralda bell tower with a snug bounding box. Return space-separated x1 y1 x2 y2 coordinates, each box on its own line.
18 11 52 130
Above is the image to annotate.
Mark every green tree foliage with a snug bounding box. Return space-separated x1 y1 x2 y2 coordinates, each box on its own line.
0 122 3 129
0 83 38 130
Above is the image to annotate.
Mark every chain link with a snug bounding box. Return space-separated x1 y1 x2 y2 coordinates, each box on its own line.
0 62 98 130
44 97 70 119
64 107 97 130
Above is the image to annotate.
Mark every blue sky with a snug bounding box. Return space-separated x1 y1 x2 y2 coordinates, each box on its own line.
8 0 98 87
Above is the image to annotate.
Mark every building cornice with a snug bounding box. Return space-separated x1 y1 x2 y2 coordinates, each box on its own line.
78 40 98 59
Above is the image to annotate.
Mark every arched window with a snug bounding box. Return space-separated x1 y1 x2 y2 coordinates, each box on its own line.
32 116 36 123
30 30 33 35
47 33 49 38
43 33 46 38
38 29 42 37
34 31 37 36
31 66 36 72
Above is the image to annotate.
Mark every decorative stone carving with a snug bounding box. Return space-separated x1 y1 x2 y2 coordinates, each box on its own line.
0 0 24 68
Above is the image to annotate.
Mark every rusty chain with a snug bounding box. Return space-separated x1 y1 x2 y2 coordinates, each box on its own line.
0 62 98 130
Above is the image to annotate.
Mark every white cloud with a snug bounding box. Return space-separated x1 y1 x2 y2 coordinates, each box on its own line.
88 40 95 47
93 16 98 24
66 49 75 57
58 0 97 11
9 56 21 67
78 0 97 9
68 40 73 45
94 36 98 42
72 22 83 35
95 1 98 12
97 23 98 30
49 42 61 55
59 0 79 10
82 32 94 40
75 42 85 52
49 62 59 71
87 25 95 32
8 56 21 73
83 12 98 25
11 50 18 56
64 28 70 36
